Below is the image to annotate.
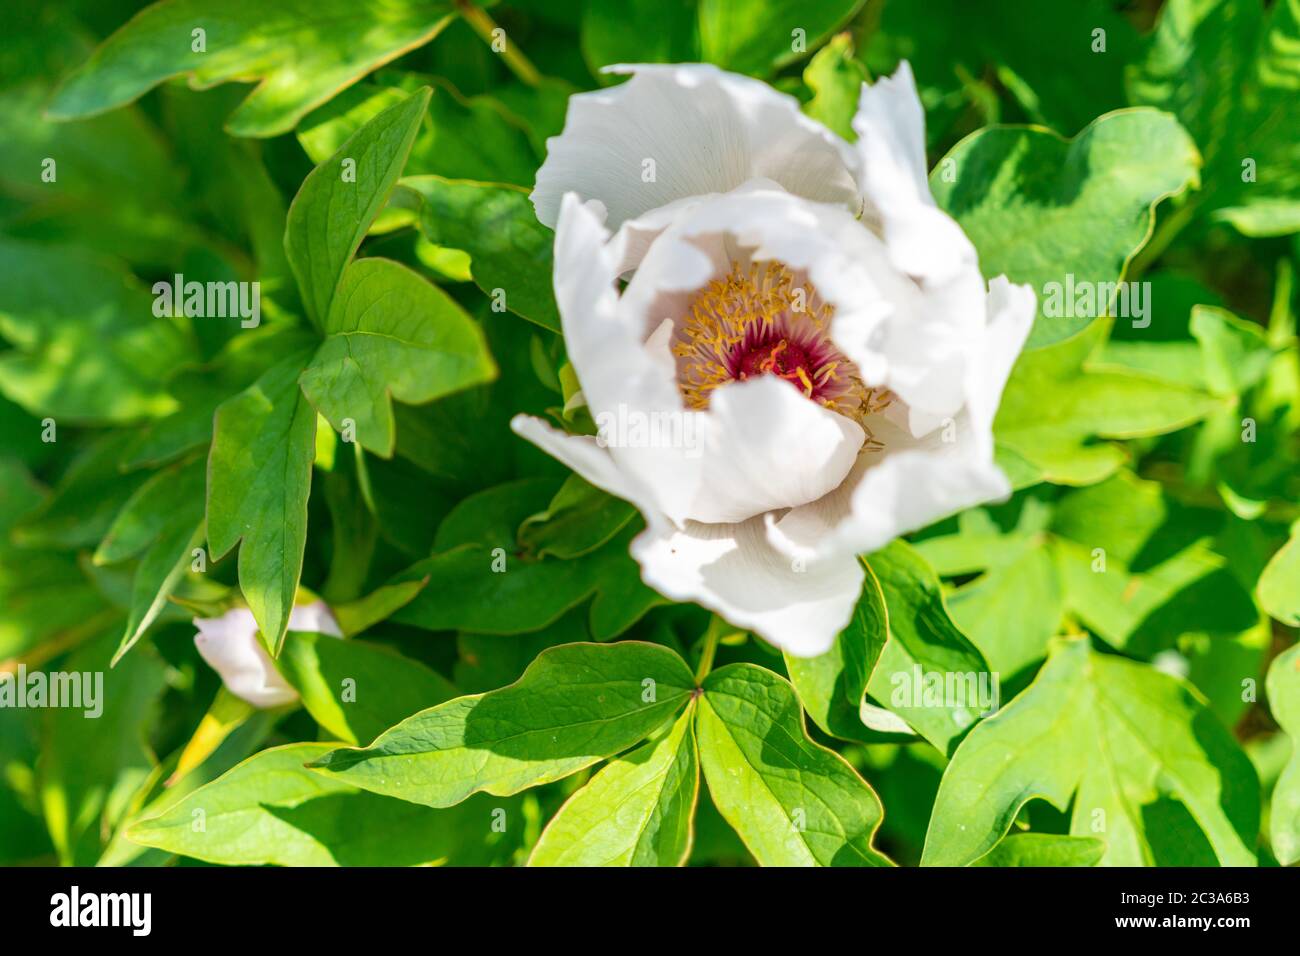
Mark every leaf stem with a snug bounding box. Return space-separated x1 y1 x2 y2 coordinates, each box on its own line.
454 0 542 88
694 617 725 683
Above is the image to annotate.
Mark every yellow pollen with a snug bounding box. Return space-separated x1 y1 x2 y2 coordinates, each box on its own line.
670 261 893 445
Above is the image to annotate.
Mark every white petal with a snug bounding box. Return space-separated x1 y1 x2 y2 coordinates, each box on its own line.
193 608 298 709
852 62 978 287
767 406 1011 563
967 276 1036 442
533 64 861 231
287 601 343 637
631 516 864 657
510 414 664 519
691 376 864 524
194 601 341 709
550 193 704 522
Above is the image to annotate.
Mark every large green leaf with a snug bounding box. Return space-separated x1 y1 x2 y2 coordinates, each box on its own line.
279 632 458 745
529 701 699 866
284 87 430 328
401 176 561 332
865 541 993 754
0 239 191 423
931 110 1200 347
47 0 453 137
698 0 863 77
994 319 1222 486
922 475 1268 726
784 561 887 742
206 351 318 654
1266 643 1300 865
696 663 891 866
922 637 1259 867
307 642 696 807
299 256 495 456
127 743 503 866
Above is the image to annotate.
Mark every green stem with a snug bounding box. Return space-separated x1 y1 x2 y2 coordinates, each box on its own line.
454 0 542 87
694 618 725 683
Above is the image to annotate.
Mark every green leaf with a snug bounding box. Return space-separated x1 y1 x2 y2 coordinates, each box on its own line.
1258 525 1300 625
581 0 699 73
284 87 431 327
279 633 458 745
0 239 191 423
865 0 1141 139
1191 305 1275 398
698 0 863 77
784 562 887 742
1050 472 1262 662
529 701 699 866
402 175 561 331
517 475 635 560
922 636 1259 867
99 691 281 867
11 432 151 550
127 743 500 866
307 642 696 808
994 319 1222 486
0 464 112 661
1128 0 1300 236
299 80 539 187
931 110 1200 348
118 327 316 471
865 540 993 754
969 832 1105 867
331 579 428 637
207 351 318 655
47 0 453 137
299 256 496 456
696 663 891 866
1266 643 1300 865
39 633 167 865
946 537 1064 681
393 479 660 640
802 33 868 140
93 455 207 662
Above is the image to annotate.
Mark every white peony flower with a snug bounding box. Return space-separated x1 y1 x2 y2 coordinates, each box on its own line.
193 601 342 708
512 62 1036 657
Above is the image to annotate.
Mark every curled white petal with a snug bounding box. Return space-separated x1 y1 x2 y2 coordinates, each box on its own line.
533 63 861 231
851 62 978 287
631 516 864 657
767 277 1035 563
